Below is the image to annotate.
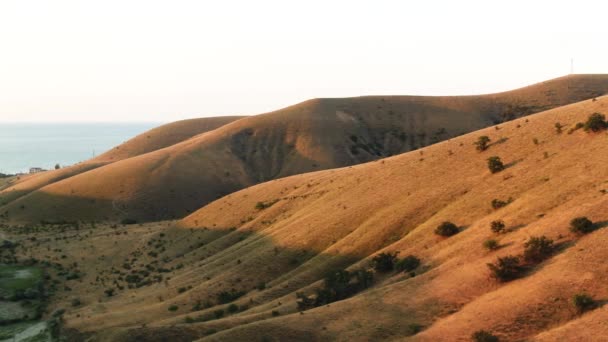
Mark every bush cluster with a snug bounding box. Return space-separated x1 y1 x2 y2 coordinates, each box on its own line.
523 236 554 263
296 268 374 310
487 156 505 173
435 221 459 237
570 217 594 234
584 113 607 132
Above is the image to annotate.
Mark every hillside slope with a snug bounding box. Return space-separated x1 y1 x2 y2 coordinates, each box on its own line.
3 74 608 223
0 116 243 212
5 95 606 341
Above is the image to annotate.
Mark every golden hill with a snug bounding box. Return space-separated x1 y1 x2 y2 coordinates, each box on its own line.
0 116 243 212
4 94 606 341
2 74 608 223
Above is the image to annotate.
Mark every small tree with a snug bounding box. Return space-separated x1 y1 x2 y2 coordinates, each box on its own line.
435 221 459 237
572 293 596 313
474 136 491 151
396 255 420 272
487 156 505 173
584 112 607 132
372 252 399 272
472 330 500 342
570 217 594 234
54 163 61 170
490 220 506 234
523 236 554 263
487 255 522 282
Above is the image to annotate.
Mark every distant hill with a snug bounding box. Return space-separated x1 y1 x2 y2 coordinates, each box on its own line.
9 94 607 341
2 74 608 223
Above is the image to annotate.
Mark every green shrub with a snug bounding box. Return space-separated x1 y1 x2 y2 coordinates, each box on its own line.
487 255 522 282
584 112 607 132
168 305 179 312
104 288 115 297
572 293 596 313
483 239 499 251
474 136 491 151
472 330 499 342
372 252 399 272
435 221 459 237
121 218 137 225
271 310 280 317
570 217 594 234
71 298 81 307
396 255 421 272
487 156 505 173
523 236 554 263
227 303 239 313
490 220 506 234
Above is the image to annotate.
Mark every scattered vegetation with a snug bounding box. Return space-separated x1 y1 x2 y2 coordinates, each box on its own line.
491 198 511 210
583 112 607 132
395 255 421 272
434 221 459 237
472 330 500 342
572 293 597 313
554 122 563 134
570 217 595 234
217 289 246 304
255 199 279 210
372 252 399 272
523 236 554 263
296 268 373 311
474 136 491 151
483 239 499 251
490 220 506 234
487 156 505 173
487 255 523 282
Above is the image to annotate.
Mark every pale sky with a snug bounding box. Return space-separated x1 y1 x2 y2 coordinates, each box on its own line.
0 0 607 122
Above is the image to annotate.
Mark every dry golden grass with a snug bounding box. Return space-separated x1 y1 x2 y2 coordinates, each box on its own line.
2 74 608 224
3 94 606 341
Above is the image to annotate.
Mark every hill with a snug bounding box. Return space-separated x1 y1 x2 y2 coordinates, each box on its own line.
3 95 606 341
0 116 243 213
2 74 608 223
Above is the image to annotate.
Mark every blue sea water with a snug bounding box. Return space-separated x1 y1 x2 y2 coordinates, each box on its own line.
0 123 159 175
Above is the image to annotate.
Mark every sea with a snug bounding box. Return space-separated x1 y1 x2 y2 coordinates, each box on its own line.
0 123 160 175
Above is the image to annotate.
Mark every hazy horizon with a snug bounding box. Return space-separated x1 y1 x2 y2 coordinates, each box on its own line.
1 0 607 123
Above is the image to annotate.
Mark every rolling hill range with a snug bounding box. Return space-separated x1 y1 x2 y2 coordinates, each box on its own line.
4 94 606 341
2 74 608 224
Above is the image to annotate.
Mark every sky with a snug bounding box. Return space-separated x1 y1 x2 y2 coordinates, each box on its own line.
0 0 607 123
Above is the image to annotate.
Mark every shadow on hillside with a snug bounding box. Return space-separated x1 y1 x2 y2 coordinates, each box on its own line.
10 219 390 342
594 220 608 230
488 137 509 148
508 224 527 233
504 158 524 170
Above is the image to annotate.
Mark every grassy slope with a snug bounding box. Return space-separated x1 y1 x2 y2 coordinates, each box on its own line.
5 96 606 341
0 116 243 211
3 74 608 223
